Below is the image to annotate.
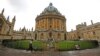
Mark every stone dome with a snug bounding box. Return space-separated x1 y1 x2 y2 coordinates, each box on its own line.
40 3 61 15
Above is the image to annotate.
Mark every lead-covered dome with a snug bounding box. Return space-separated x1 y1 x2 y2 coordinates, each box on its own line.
40 3 61 15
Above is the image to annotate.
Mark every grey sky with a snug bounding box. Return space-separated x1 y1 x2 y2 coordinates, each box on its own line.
0 0 100 31
8 0 28 12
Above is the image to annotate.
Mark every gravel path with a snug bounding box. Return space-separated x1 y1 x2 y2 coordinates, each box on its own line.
0 45 100 56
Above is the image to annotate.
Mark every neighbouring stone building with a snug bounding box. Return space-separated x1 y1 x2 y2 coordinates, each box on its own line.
0 9 15 35
0 3 100 41
67 20 100 41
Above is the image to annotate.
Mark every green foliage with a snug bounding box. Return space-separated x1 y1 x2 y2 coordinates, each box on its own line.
55 40 99 51
2 40 99 51
32 40 46 51
2 40 46 51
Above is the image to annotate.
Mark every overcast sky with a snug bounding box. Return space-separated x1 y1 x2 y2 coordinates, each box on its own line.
0 0 100 31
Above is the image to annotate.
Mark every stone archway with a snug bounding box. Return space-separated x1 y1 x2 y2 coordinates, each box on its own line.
58 33 61 40
48 32 53 41
47 32 55 51
35 33 37 40
64 33 66 40
49 32 52 37
41 33 44 40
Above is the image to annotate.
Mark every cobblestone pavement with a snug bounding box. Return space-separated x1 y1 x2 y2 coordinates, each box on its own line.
0 45 100 56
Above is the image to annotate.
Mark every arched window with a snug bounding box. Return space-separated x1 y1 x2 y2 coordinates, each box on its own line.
93 31 95 35
78 36 81 39
35 33 37 40
49 32 52 37
50 25 52 28
64 33 66 40
41 33 44 39
58 33 60 39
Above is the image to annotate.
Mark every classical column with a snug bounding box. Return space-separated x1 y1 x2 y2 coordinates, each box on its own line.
64 21 66 31
56 19 57 30
52 19 53 29
47 18 49 30
63 21 64 30
38 21 39 30
43 19 45 29
61 22 62 30
54 19 56 30
36 21 38 30
44 19 46 30
42 19 44 29
46 18 47 30
35 21 37 30
41 20 42 29
57 19 58 30
58 20 60 30
42 19 43 29
60 20 62 30
40 20 42 29
63 20 66 31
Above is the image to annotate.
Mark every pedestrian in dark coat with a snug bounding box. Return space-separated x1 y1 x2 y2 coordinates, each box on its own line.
28 40 33 52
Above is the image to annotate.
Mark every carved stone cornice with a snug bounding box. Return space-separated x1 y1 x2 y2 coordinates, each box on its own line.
35 14 66 21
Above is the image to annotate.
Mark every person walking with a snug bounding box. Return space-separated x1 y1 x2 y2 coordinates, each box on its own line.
28 40 33 52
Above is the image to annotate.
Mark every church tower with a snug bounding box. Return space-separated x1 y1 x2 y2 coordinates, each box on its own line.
35 3 66 41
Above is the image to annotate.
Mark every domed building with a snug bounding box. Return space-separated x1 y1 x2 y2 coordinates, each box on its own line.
35 3 67 41
0 3 100 41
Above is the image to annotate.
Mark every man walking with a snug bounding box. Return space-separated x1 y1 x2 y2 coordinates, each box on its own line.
28 40 33 52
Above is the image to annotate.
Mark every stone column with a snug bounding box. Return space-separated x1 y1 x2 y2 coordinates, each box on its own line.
61 21 62 30
56 19 57 30
52 19 54 30
42 19 44 29
58 20 60 30
57 19 59 30
65 21 66 31
36 21 38 30
59 20 61 30
54 19 56 30
64 20 66 31
38 21 39 30
46 19 47 30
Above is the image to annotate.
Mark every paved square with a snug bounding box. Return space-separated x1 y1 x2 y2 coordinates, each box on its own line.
0 45 100 56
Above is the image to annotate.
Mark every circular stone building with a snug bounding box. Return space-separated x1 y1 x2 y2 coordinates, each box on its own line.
35 3 67 41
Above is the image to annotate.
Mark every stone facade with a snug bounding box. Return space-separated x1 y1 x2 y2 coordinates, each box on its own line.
67 21 100 41
35 3 66 41
67 30 78 40
0 9 15 35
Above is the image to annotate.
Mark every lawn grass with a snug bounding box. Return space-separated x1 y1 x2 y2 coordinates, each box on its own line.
55 40 99 51
2 40 99 51
2 40 46 50
32 40 47 50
